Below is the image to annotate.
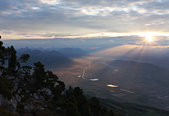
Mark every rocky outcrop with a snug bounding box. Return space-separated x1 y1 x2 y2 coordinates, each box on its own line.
0 94 17 112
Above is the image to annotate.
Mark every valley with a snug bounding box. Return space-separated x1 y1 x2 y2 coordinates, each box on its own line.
54 56 169 110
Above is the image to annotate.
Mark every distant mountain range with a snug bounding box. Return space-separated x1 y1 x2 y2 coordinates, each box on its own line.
17 48 73 69
92 45 169 69
58 48 88 58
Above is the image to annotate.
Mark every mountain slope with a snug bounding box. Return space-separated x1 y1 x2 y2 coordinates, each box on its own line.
100 98 169 116
17 48 73 69
58 48 88 58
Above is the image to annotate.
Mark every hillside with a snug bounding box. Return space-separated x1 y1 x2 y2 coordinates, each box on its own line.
100 98 169 116
17 48 73 69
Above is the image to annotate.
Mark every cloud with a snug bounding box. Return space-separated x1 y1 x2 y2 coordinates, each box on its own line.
1 0 169 39
0 1 11 11
40 0 61 5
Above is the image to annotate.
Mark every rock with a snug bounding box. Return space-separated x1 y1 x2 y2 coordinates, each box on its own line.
8 76 15 80
0 94 17 112
40 107 45 111
39 96 45 101
43 88 52 96
24 104 34 112
15 94 21 102
10 97 17 111
33 93 39 100
56 107 61 110
54 82 59 87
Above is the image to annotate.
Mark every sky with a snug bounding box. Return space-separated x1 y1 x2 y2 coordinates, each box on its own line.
1 0 169 40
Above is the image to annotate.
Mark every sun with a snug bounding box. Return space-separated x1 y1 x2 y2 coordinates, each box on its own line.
145 35 153 42
143 32 154 43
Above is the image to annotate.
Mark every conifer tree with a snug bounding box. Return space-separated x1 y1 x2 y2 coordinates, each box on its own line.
7 46 17 73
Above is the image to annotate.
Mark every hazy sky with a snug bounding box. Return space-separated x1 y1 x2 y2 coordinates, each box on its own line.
1 0 169 39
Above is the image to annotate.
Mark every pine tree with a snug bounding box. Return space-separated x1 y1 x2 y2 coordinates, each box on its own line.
7 46 17 74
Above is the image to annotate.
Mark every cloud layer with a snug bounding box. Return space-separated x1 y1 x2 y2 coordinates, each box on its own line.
0 0 169 39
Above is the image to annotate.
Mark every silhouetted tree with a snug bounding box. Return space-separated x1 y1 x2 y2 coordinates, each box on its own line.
0 41 6 66
90 97 102 116
7 46 17 73
18 54 31 75
32 62 46 88
19 54 30 63
64 101 80 116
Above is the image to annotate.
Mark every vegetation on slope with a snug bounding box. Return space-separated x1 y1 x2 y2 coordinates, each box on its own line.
0 40 119 116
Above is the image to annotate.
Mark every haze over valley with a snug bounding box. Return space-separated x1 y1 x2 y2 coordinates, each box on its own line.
3 38 169 110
